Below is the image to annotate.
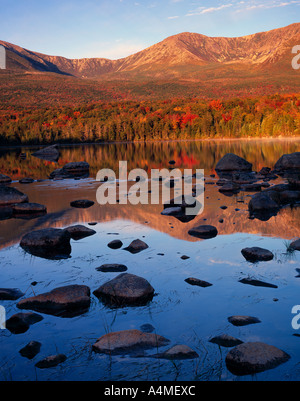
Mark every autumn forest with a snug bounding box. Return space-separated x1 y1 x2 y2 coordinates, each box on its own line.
0 93 299 145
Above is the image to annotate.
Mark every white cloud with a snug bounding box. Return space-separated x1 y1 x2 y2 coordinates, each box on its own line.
186 3 234 16
167 15 180 19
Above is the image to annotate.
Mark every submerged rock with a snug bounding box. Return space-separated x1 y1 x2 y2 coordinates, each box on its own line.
17 284 91 317
0 186 28 206
209 334 243 348
188 225 218 239
92 329 170 355
70 199 94 208
96 264 128 273
241 247 274 262
153 345 199 360
19 178 35 184
19 341 42 359
185 278 213 288
93 273 154 307
64 225 96 240
239 278 278 288
124 239 149 254
225 342 290 376
6 312 43 334
12 202 47 217
228 315 261 327
0 288 24 300
20 228 71 259
35 354 67 369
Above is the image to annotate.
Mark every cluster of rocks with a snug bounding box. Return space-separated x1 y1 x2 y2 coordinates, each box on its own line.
0 185 47 221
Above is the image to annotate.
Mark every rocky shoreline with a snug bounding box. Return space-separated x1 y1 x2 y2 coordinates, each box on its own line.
0 148 299 378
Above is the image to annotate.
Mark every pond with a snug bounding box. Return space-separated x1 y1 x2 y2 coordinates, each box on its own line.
0 138 300 381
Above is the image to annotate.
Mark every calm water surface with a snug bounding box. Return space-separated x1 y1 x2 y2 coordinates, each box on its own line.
0 138 300 381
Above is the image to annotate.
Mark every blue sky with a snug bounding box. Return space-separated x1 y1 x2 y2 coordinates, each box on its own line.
0 0 299 59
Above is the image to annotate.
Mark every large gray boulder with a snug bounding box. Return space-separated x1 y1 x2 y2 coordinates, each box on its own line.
225 342 290 375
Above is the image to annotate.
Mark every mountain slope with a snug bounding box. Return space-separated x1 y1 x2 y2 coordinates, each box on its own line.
1 23 300 78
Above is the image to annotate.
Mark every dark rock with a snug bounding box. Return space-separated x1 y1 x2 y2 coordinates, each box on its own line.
32 145 60 162
64 225 96 240
290 239 300 251
19 341 42 359
17 284 91 317
19 178 35 184
96 264 128 273
241 247 274 262
20 228 71 260
92 329 170 355
12 202 47 217
140 323 155 333
218 182 240 194
241 183 262 192
6 312 43 334
124 239 149 254
259 167 271 175
93 273 154 307
209 334 243 347
162 195 201 222
239 278 277 288
279 190 300 205
228 315 261 327
161 206 184 216
70 199 94 208
215 153 252 172
107 239 123 249
50 161 89 179
0 174 12 184
0 288 24 300
185 278 212 287
0 206 13 220
248 190 280 220
153 345 199 360
181 255 190 260
225 342 290 376
0 186 28 206
35 354 67 369
188 225 218 239
274 152 300 171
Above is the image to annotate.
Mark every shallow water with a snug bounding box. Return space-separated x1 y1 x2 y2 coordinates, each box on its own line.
0 138 300 381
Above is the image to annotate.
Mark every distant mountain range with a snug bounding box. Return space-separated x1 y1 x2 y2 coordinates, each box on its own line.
1 23 300 78
1 23 300 106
